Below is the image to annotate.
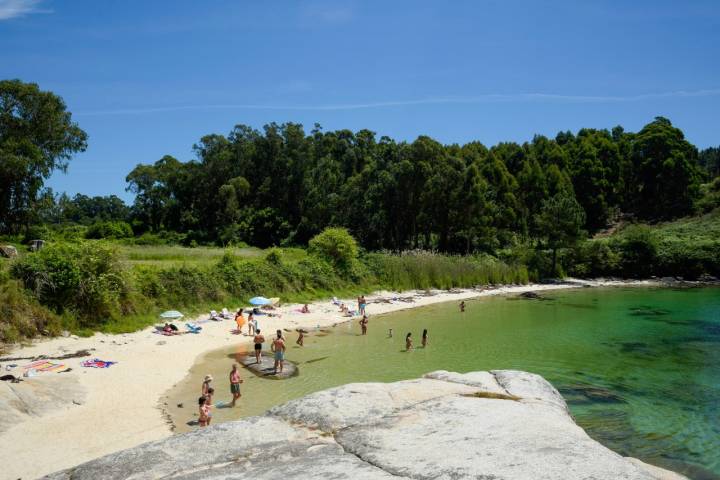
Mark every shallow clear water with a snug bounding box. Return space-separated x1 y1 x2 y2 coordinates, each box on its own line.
167 287 720 479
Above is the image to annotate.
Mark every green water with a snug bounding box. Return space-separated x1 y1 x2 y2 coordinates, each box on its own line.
167 287 720 479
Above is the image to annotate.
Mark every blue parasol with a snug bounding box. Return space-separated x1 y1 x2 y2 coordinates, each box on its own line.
248 296 271 306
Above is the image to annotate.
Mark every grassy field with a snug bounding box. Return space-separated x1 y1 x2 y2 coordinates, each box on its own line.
116 244 264 266
644 207 720 243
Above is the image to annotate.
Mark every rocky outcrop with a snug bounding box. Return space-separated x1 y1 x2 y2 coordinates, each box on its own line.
0 375 86 434
44 370 686 480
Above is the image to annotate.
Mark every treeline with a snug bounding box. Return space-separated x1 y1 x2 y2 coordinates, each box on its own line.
3 80 719 256
113 117 715 253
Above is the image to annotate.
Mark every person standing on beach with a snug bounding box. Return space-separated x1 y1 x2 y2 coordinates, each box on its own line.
253 329 265 364
229 364 243 407
360 315 368 335
271 330 286 374
359 295 367 315
201 374 213 396
405 332 413 351
460 301 466 312
247 312 255 335
235 308 245 333
421 329 428 347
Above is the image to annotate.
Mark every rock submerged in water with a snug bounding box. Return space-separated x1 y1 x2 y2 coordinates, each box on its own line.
44 370 687 480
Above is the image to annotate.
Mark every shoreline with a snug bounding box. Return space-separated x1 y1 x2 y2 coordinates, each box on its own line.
0 278 662 479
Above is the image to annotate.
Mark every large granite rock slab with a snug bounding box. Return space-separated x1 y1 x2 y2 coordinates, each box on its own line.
45 370 687 480
0 375 86 434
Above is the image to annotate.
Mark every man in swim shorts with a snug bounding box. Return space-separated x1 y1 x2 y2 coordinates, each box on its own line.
229 363 243 407
253 329 265 364
271 330 286 374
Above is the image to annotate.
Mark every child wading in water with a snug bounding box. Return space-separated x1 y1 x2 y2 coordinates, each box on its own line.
405 332 413 351
296 330 305 346
421 329 428 347
198 396 211 427
460 301 466 312
229 364 243 407
360 315 368 335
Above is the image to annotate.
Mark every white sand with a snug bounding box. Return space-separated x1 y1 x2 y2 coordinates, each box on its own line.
0 279 655 479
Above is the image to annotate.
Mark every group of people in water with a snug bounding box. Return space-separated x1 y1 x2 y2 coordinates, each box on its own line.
195 297 468 426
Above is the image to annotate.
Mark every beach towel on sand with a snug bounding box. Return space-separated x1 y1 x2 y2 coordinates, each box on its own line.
22 360 66 372
186 323 202 334
81 358 116 368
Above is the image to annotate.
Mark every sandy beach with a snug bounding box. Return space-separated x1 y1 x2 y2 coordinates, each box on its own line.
0 279 656 479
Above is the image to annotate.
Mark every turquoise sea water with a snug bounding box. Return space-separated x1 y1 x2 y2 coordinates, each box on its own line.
167 287 720 479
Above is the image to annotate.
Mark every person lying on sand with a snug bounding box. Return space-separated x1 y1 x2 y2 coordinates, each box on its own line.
253 330 265 364
301 304 310 314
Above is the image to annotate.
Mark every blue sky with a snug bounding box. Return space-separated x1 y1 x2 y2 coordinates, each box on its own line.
2 0 719 201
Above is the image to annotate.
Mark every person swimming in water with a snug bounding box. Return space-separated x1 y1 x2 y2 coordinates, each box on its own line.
405 332 413 351
421 329 428 347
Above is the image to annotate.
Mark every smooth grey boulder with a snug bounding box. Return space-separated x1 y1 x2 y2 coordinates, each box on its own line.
45 370 687 480
0 375 86 434
240 353 297 379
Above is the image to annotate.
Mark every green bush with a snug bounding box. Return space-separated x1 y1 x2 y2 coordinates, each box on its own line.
696 178 720 214
0 280 61 344
11 242 131 326
614 225 659 278
308 227 360 275
568 240 621 277
85 221 134 239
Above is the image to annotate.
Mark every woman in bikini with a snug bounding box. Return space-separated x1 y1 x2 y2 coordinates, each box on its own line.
360 315 368 335
198 396 211 427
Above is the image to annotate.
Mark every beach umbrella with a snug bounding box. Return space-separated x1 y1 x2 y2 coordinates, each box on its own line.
160 310 184 319
248 296 271 306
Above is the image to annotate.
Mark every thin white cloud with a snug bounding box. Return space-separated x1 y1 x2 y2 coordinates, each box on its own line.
0 0 49 20
300 1 354 26
75 88 720 117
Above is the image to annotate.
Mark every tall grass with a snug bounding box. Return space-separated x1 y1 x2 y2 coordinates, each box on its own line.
367 251 529 291
2 242 528 343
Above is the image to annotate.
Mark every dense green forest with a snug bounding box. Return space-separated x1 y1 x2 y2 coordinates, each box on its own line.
2 79 719 343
